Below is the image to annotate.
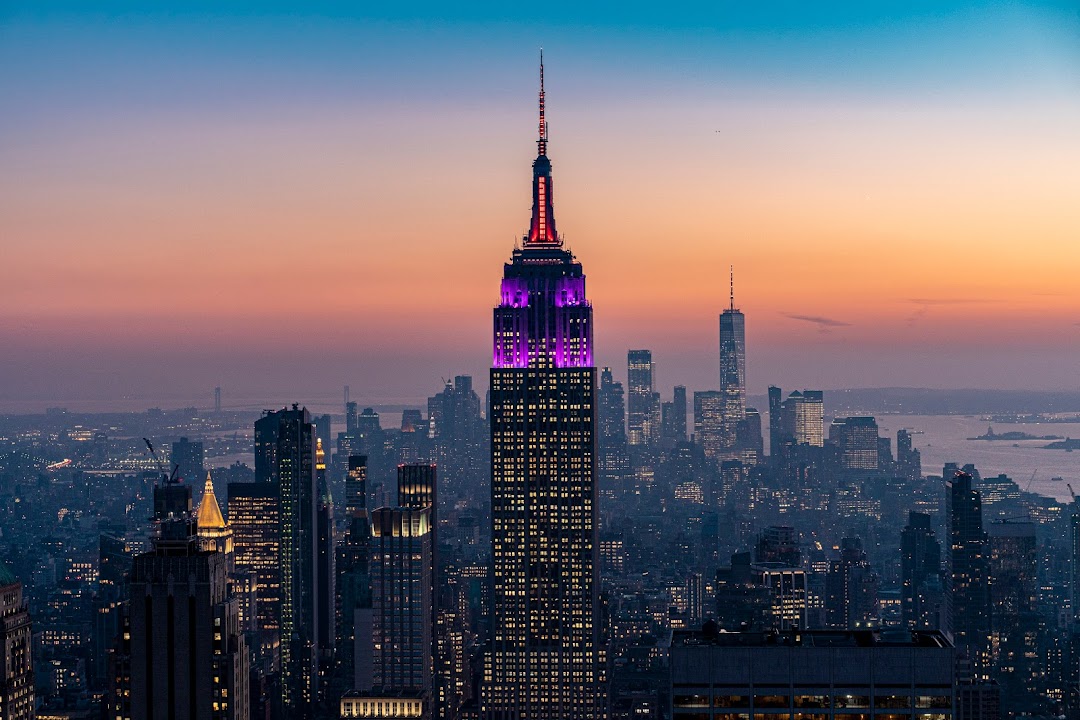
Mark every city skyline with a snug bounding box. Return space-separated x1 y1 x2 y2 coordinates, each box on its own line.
3 2 1080 411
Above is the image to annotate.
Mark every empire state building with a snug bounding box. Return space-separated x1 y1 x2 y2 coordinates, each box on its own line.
485 58 601 719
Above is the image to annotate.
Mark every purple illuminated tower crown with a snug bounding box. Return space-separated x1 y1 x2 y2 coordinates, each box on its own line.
492 54 593 369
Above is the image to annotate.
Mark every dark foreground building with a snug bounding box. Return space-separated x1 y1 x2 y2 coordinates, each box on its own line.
112 479 249 720
670 626 955 720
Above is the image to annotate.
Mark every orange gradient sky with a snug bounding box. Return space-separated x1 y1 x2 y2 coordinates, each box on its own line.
2 4 1078 409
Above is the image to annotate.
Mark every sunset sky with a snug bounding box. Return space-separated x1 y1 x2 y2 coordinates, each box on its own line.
2 2 1078 411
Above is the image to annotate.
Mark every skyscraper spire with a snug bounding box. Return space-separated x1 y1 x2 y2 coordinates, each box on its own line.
730 265 735 311
526 52 559 247
538 49 547 156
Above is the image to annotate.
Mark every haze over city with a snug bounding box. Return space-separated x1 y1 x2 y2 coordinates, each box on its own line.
3 1 1079 411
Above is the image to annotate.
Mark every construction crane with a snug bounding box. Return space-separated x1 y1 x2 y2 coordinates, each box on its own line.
1068 483 1076 505
142 438 178 484
1025 469 1038 493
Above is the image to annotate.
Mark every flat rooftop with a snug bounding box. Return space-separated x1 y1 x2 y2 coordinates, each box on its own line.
672 626 952 649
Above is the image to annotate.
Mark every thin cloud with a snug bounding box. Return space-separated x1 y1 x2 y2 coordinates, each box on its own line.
905 297 992 326
782 313 851 331
908 298 991 306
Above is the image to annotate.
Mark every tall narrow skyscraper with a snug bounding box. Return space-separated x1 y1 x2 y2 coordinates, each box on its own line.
486 58 600 719
627 350 658 447
718 268 746 458
254 406 321 717
335 456 372 693
946 469 991 673
767 385 782 457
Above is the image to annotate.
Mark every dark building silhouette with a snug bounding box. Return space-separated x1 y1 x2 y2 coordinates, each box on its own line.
335 456 372 694
485 58 600 719
896 428 922 481
988 520 1040 708
767 385 783 457
946 468 991 674
661 385 688 448
598 367 629 500
755 526 801 567
825 537 879 628
316 440 336 678
170 436 204 484
736 407 764 466
900 511 943 629
427 376 485 501
671 627 956 719
118 479 248 720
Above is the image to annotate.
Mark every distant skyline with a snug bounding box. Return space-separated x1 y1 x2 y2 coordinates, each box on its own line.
2 2 1079 411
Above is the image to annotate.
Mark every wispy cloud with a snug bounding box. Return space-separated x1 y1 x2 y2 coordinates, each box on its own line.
905 297 992 325
782 313 851 332
908 298 990 306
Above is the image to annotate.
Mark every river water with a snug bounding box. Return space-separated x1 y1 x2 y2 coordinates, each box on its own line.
877 414 1080 503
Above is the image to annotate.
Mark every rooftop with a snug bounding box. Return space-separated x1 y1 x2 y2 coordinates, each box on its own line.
673 625 952 649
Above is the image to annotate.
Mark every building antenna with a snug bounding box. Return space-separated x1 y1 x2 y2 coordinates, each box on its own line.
729 265 735 311
538 48 547 155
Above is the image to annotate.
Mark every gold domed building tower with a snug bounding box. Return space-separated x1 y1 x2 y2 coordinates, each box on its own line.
197 472 234 571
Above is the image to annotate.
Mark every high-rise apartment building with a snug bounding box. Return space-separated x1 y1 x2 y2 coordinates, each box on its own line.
0 562 33 720
486 59 600 719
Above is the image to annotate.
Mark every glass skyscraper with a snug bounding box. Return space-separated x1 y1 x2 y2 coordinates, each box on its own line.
485 58 600 719
718 272 746 458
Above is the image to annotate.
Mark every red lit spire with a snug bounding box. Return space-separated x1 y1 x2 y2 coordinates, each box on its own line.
526 51 559 247
538 50 547 156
